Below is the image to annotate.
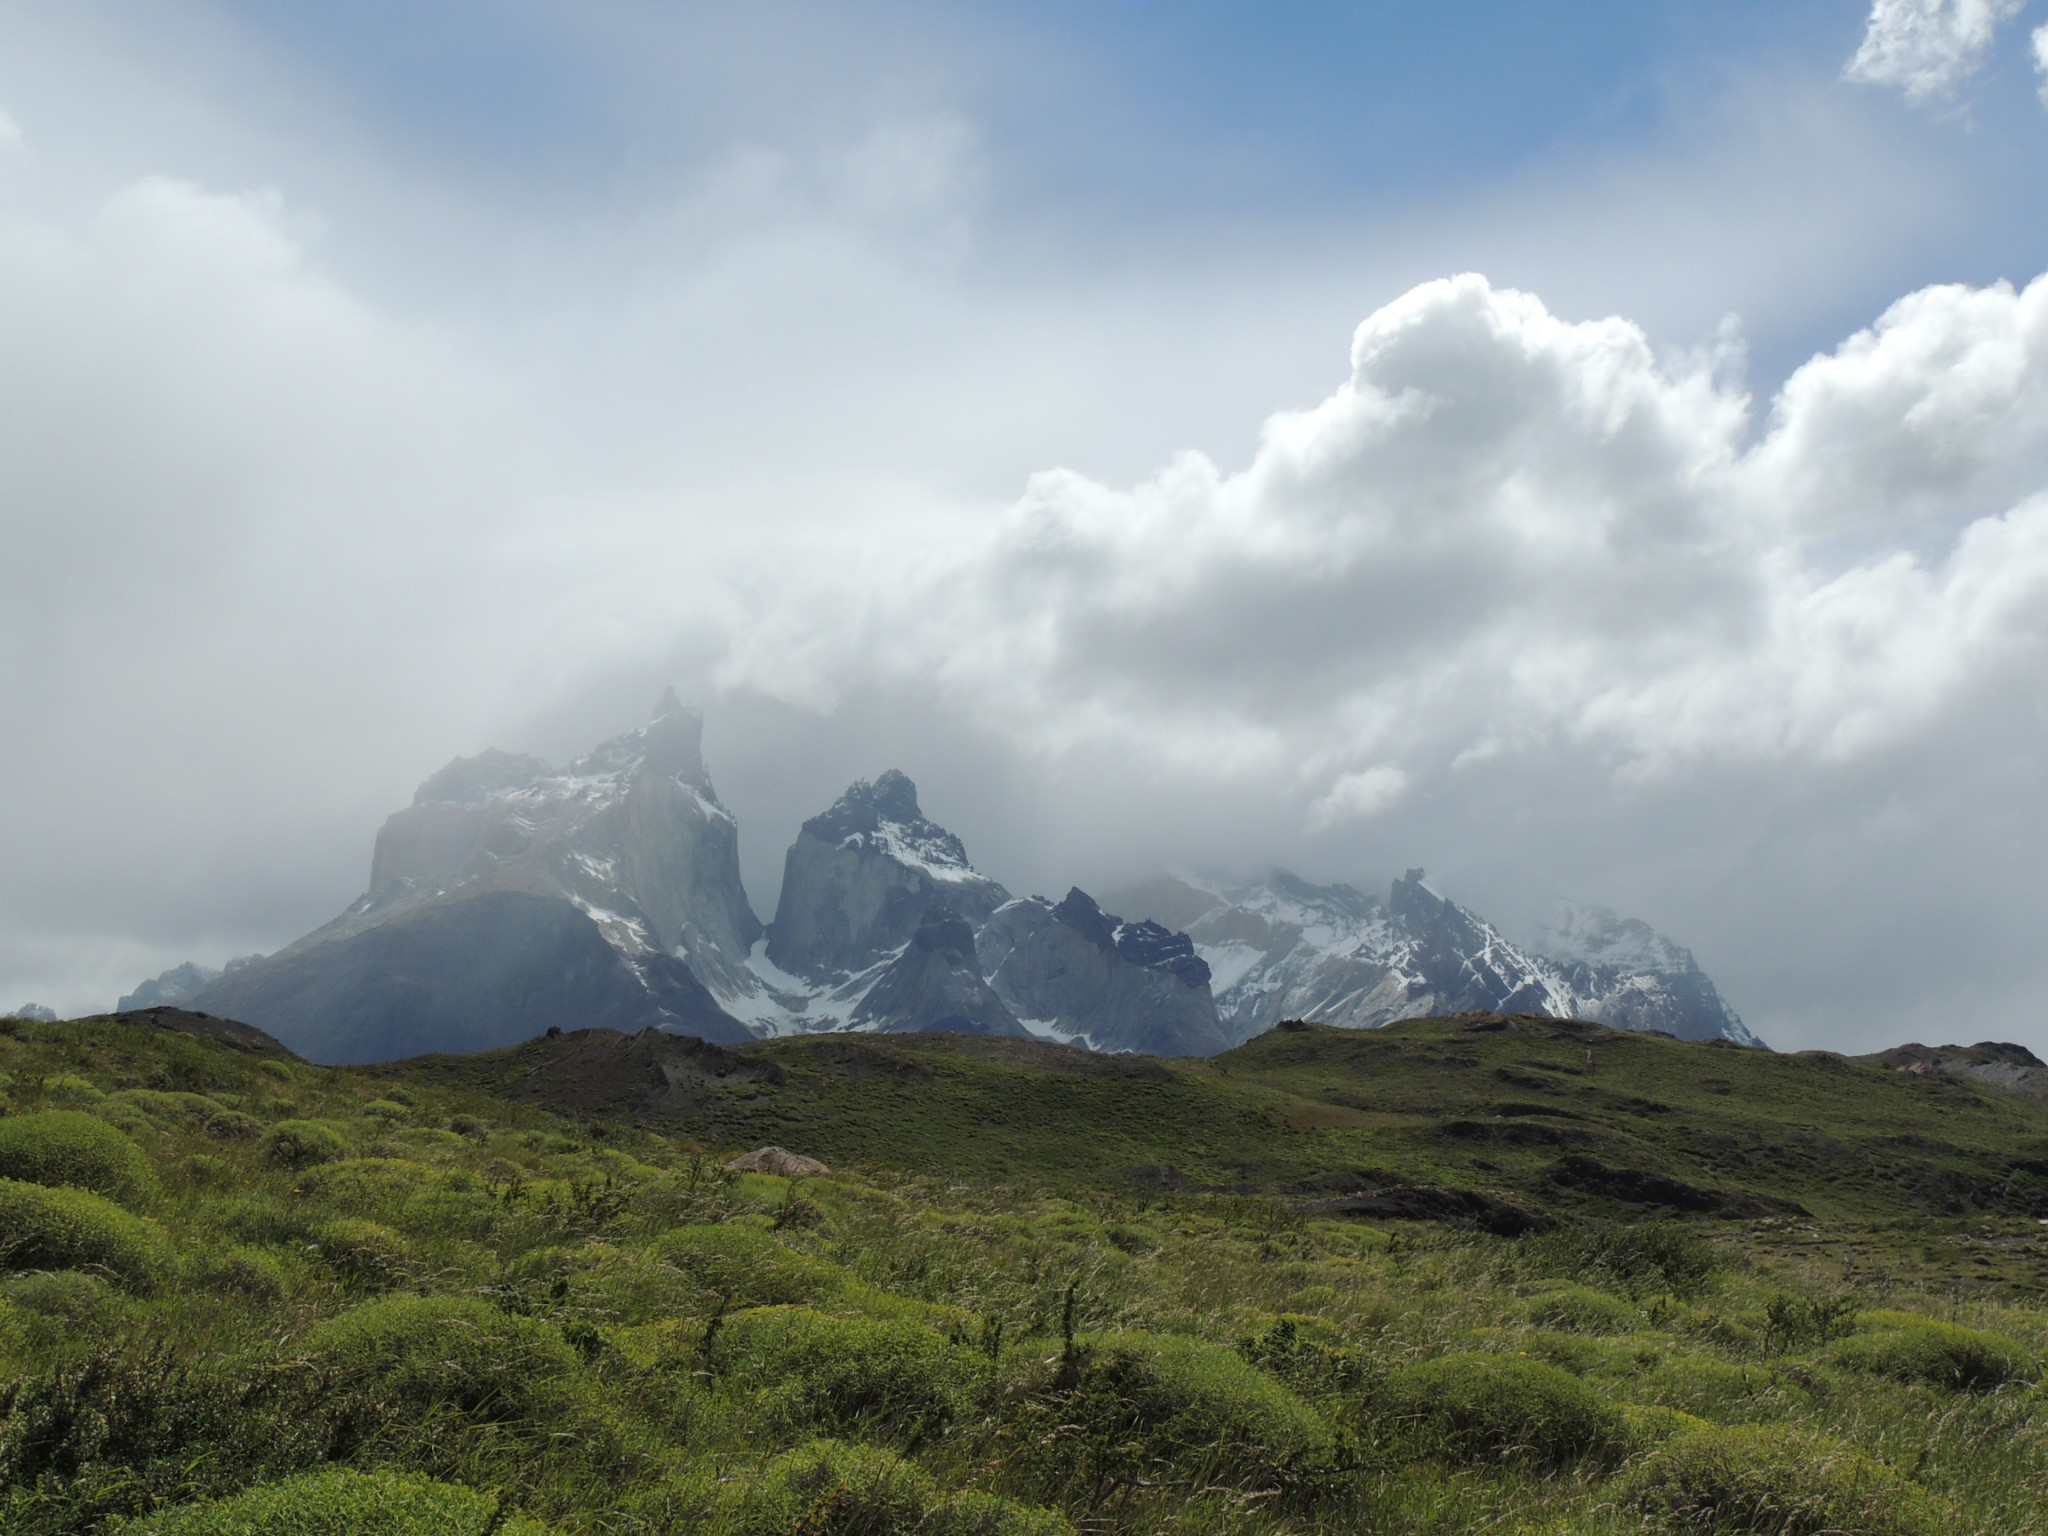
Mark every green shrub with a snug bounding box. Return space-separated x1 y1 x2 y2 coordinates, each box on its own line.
1622 1402 1712 1450
929 1489 1075 1536
1003 1330 1334 1496
1624 1424 1942 1535
651 1223 848 1308
717 1305 989 1442
292 1158 498 1241
0 1110 149 1197
38 1074 105 1106
0 1178 170 1288
195 1244 289 1301
105 1091 261 1142
263 1120 347 1169
310 1218 410 1288
303 1294 582 1426
361 1099 412 1123
1237 1313 1374 1395
1378 1352 1629 1467
714 1439 1073 1536
211 1193 307 1246
1823 1311 2031 1391
2 1268 132 1337
115 1467 557 1535
1639 1355 1768 1417
1518 1220 1721 1298
1524 1283 1638 1334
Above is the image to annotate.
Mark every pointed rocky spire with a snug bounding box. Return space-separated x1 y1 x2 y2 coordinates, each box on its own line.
635 687 706 783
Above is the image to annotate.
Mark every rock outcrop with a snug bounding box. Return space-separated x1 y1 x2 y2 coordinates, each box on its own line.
978 888 1231 1056
193 888 746 1064
850 908 1026 1038
178 692 753 1063
766 771 1009 981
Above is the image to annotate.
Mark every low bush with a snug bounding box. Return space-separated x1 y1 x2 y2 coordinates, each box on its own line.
3 1268 129 1327
115 1467 557 1535
194 1244 289 1301
1002 1329 1335 1498
1524 1283 1638 1334
294 1158 498 1241
0 1343 316 1517
1517 1220 1721 1299
715 1439 1073 1536
1638 1355 1769 1417
717 1305 989 1442
651 1222 848 1309
1823 1311 2032 1391
0 1110 149 1197
302 1294 583 1428
1377 1352 1629 1467
0 1178 170 1288
1237 1313 1375 1396
37 1074 105 1106
263 1121 347 1170
310 1218 411 1288
1624 1423 1942 1535
105 1091 262 1142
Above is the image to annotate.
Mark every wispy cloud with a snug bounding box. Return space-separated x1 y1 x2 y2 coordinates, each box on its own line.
1843 0 2027 103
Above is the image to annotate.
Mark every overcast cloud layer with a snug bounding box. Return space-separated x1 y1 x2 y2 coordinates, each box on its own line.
4 1 2047 1055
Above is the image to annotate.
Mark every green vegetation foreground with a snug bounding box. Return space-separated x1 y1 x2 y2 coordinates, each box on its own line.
3 1009 2048 1534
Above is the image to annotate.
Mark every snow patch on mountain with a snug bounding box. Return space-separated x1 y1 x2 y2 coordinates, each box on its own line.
1109 869 1757 1047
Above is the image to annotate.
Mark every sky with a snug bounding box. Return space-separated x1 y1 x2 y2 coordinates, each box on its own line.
3 0 2047 1055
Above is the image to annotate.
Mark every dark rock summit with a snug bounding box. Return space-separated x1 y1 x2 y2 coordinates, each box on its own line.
766 771 1009 982
980 890 1230 1056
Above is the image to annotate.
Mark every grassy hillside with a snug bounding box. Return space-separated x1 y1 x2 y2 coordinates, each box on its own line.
5 1009 2048 1534
390 1013 2048 1263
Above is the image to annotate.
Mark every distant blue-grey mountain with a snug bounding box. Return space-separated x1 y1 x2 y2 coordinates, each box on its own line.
122 693 1757 1061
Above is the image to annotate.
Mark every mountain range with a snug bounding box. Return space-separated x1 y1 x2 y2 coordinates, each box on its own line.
120 692 1758 1062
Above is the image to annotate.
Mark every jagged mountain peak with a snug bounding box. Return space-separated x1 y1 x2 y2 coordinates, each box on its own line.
1046 888 1211 990
568 690 711 790
803 770 982 883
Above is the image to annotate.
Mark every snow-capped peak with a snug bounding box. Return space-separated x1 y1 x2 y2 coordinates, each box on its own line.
1537 901 1694 974
808 770 983 884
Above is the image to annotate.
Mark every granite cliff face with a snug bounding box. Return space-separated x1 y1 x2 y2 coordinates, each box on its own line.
175 692 753 1062
977 889 1231 1056
765 771 1009 982
192 890 738 1064
1107 870 1758 1047
850 908 1026 1038
359 691 761 998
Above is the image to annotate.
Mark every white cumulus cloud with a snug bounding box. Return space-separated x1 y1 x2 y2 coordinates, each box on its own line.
719 270 2048 826
2035 22 2048 104
1844 0 2025 102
